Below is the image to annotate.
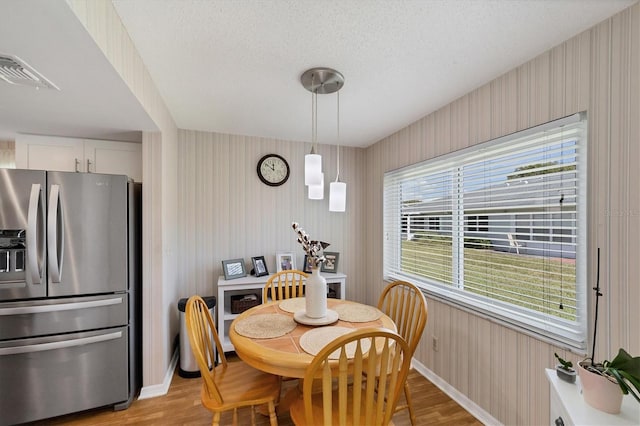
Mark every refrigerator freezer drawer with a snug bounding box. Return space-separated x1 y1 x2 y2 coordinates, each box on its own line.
0 294 128 340
0 326 129 425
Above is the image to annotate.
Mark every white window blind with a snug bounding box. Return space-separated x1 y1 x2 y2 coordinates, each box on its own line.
384 113 587 350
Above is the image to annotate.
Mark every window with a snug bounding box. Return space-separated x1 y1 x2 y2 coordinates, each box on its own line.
466 215 488 233
384 113 587 350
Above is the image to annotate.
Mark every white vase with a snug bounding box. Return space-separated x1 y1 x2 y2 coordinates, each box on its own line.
305 267 327 318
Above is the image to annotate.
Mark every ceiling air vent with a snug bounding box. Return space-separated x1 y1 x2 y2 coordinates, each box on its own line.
0 53 59 90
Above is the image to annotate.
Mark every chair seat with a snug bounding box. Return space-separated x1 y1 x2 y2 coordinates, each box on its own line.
201 361 281 411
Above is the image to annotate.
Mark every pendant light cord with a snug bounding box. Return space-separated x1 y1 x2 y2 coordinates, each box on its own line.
336 90 340 182
310 74 317 154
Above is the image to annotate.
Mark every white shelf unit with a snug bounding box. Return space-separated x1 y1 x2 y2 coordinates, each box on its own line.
217 272 346 352
545 369 639 425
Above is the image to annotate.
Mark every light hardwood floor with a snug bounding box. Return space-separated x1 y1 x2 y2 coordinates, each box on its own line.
35 361 481 425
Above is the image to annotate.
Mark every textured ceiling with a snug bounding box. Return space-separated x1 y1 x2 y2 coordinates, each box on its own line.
0 1 635 147
111 0 635 147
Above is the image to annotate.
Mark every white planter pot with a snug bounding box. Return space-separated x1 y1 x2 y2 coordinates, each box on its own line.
577 361 623 414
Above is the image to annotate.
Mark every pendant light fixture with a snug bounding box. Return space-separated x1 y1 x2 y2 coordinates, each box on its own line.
329 90 346 212
301 67 344 200
308 172 324 199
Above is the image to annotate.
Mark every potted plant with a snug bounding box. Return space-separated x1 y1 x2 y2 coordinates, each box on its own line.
578 349 640 414
578 249 640 413
554 353 576 383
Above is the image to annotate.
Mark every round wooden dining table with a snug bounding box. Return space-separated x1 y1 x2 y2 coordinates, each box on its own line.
229 298 396 379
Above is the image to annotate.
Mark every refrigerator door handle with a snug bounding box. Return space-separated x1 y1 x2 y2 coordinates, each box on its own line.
0 331 123 356
47 184 65 283
0 296 123 315
27 184 43 284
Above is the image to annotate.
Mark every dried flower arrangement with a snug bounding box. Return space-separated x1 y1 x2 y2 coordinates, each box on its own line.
292 222 330 268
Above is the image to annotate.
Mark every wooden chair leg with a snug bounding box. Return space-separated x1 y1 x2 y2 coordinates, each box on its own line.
268 400 278 426
250 405 256 425
404 381 416 426
212 411 221 426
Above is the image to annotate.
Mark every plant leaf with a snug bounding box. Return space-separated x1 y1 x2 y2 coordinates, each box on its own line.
618 370 640 403
609 348 640 379
608 368 630 395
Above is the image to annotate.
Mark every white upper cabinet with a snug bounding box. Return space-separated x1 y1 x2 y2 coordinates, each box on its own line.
15 134 142 182
15 135 84 173
84 139 142 182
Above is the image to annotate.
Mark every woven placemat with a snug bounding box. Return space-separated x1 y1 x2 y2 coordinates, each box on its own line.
334 303 383 323
279 297 306 313
299 326 371 359
234 313 296 339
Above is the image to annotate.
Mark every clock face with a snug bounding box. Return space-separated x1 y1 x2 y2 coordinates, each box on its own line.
257 154 290 186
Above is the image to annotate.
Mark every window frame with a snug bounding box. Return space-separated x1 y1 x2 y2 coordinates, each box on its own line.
383 113 588 350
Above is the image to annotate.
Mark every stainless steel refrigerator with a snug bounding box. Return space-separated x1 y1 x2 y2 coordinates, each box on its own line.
0 169 141 425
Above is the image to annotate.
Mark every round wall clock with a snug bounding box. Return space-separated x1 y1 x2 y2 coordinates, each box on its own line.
257 154 290 186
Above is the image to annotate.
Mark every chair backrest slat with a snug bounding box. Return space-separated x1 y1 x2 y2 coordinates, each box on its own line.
263 270 308 302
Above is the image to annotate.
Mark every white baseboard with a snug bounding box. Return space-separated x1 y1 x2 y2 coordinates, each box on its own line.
411 359 501 426
137 347 179 400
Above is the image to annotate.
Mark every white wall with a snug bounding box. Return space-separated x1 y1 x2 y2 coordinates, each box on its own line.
0 141 14 168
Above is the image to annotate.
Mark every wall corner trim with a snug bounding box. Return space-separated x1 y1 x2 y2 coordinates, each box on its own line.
137 347 179 400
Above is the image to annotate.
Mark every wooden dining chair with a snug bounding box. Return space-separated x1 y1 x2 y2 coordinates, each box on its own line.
289 327 412 426
185 295 280 426
377 280 428 425
263 269 308 302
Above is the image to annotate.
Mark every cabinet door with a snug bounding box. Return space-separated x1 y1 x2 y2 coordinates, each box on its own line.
15 135 84 172
84 140 142 182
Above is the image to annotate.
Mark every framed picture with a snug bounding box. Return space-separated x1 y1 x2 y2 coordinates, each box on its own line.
303 255 314 273
222 258 246 280
251 256 269 277
321 252 339 273
276 252 296 272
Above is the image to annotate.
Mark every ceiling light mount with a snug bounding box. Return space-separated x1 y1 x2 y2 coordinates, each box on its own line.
301 67 344 94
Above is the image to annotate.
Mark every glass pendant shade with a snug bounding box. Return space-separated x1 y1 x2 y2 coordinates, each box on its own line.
304 153 322 186
329 181 346 212
308 173 324 199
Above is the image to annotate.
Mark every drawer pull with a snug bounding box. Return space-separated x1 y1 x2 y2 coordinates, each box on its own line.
0 331 122 356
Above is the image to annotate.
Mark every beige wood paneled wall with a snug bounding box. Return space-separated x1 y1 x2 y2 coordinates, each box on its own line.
364 4 640 425
176 130 366 301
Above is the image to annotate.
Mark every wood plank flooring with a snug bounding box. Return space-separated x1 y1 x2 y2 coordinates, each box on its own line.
34 359 481 425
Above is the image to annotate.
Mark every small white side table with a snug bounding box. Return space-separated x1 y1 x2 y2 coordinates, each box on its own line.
545 368 639 425
217 272 346 352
